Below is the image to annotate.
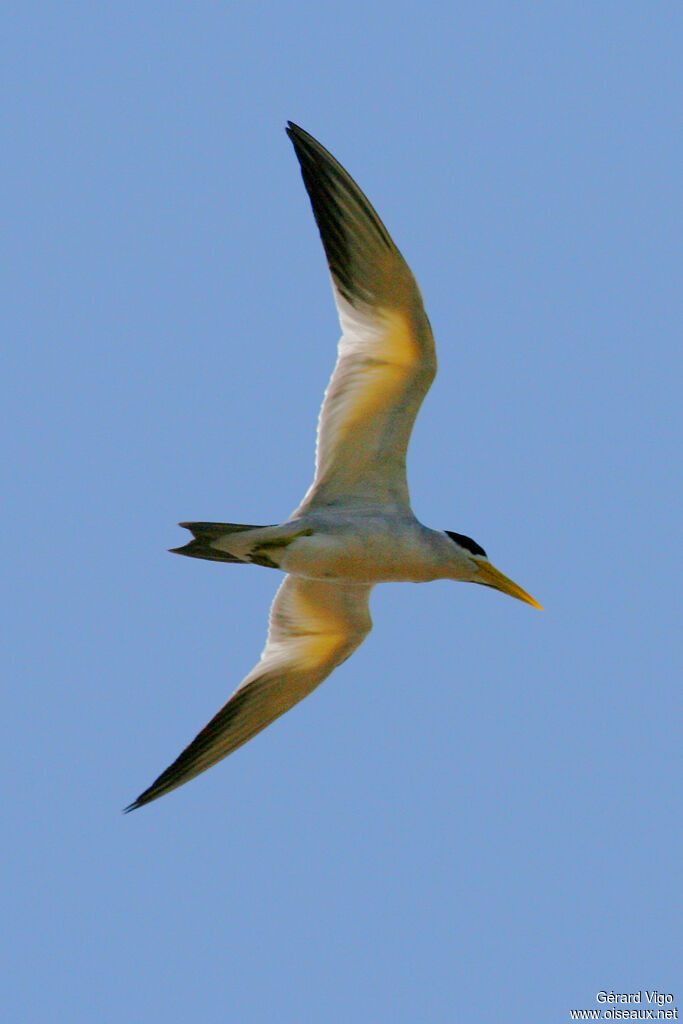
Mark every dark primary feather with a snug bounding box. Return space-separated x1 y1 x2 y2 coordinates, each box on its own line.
125 672 292 810
286 121 415 310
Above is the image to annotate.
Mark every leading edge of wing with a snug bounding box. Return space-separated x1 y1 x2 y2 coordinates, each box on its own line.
125 576 373 810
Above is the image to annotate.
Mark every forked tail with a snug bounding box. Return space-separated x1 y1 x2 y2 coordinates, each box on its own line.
170 522 269 563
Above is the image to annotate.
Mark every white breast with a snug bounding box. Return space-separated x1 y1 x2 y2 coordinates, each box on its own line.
279 519 446 584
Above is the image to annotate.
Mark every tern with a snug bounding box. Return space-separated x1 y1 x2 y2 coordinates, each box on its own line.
126 122 541 811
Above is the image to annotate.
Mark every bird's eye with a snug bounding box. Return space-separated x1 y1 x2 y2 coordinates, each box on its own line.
445 531 487 557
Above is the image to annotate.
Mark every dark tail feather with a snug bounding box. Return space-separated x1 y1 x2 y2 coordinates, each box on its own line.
170 521 269 563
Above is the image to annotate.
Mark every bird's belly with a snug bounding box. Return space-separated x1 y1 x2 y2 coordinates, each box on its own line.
278 529 440 584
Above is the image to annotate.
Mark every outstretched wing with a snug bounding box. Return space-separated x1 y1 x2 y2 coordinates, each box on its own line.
126 576 373 809
287 122 436 514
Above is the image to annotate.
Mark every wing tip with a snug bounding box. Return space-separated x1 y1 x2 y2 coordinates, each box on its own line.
285 120 325 170
123 786 158 813
123 780 169 813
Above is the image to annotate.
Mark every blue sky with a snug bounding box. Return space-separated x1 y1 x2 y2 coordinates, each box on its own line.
3 3 681 1021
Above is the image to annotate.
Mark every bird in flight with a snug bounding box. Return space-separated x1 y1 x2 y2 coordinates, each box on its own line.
126 122 541 811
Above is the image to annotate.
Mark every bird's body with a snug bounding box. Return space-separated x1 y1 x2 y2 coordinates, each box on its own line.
202 514 469 584
127 122 541 811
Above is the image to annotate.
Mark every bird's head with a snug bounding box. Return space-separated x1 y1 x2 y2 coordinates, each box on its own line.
445 531 542 609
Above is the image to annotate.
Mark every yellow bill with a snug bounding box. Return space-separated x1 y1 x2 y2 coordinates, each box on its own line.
473 559 543 610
